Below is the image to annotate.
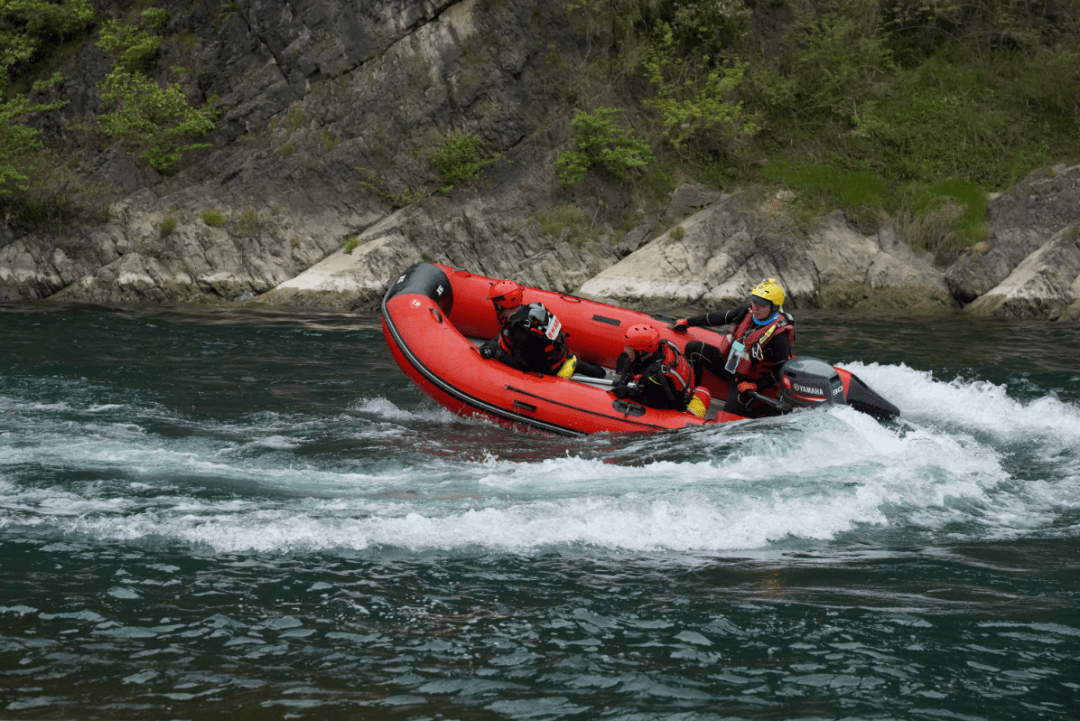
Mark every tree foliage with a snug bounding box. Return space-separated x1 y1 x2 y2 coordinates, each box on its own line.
98 70 218 172
1 0 92 195
556 107 655 185
430 133 489 194
0 94 51 193
560 0 1079 255
642 21 758 155
97 8 170 74
96 6 219 172
0 0 93 81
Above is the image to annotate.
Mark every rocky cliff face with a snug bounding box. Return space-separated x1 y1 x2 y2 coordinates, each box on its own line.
3 0 602 303
1 0 1078 321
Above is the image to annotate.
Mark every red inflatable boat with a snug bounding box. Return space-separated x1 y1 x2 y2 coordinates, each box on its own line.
381 262 899 436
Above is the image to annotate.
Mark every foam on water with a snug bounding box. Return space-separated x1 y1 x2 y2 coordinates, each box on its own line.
845 361 1080 448
3 362 1079 555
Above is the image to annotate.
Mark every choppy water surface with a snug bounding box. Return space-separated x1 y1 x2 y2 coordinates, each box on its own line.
1 303 1078 720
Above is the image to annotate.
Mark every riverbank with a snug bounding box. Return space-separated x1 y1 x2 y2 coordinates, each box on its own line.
1 0 1078 319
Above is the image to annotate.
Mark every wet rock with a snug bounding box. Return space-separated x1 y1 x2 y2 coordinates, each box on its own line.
946 165 1080 303
964 225 1080 320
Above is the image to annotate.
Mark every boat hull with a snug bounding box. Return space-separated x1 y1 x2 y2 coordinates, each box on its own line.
380 262 752 435
381 262 899 435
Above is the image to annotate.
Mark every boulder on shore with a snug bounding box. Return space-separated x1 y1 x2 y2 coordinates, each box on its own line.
946 164 1080 304
576 194 954 313
964 225 1080 321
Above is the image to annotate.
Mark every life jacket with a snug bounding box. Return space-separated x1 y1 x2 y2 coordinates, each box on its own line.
714 311 795 380
499 302 568 374
635 340 695 407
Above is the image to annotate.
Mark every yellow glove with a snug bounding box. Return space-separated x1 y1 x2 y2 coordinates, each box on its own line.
556 355 578 379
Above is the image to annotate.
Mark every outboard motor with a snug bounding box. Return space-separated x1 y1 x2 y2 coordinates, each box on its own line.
778 356 847 409
777 356 901 421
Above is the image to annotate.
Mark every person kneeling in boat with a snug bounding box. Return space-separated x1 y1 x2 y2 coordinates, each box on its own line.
479 280 606 379
671 277 794 419
611 323 711 418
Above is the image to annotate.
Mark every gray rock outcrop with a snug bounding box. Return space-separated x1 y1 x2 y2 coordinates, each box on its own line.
576 194 953 313
252 193 621 310
946 165 1080 304
2 0 592 304
964 225 1080 320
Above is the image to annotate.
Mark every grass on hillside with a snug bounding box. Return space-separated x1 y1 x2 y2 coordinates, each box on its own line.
561 1 1080 264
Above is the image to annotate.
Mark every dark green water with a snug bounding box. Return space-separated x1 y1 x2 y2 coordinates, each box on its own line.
2 304 1079 720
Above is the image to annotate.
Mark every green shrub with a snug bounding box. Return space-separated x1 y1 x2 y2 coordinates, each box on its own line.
1 147 114 229
556 107 654 185
232 208 262 237
320 131 338 154
0 0 91 196
0 0 94 78
94 7 219 172
430 132 489 194
158 215 177 236
642 22 759 155
97 11 167 74
536 205 591 249
285 105 304 132
344 235 359 254
217 1 238 28
1 95 56 195
201 209 224 227
98 70 218 171
783 11 897 129
355 167 426 209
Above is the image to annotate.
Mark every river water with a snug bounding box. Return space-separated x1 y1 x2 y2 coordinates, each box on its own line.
1 302 1078 720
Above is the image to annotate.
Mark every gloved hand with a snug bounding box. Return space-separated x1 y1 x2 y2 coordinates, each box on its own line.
736 380 757 394
612 385 632 399
479 345 495 359
671 319 690 333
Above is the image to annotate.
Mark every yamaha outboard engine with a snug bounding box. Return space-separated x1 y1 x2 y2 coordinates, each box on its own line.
778 356 847 409
777 356 900 421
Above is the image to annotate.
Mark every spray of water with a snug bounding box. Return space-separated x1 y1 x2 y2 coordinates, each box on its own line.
3 363 1079 555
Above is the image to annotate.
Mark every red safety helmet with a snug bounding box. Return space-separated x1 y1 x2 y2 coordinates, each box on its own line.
488 280 523 311
624 323 660 354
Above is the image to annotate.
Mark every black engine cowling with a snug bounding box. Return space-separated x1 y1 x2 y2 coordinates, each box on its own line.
777 356 900 421
778 356 847 408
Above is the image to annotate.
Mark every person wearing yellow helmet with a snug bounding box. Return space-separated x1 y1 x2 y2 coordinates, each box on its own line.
672 277 794 418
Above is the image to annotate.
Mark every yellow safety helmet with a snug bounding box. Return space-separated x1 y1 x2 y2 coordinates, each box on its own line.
750 277 785 309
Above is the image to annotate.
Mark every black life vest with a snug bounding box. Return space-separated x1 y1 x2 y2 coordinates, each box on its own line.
631 340 695 408
499 303 569 374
